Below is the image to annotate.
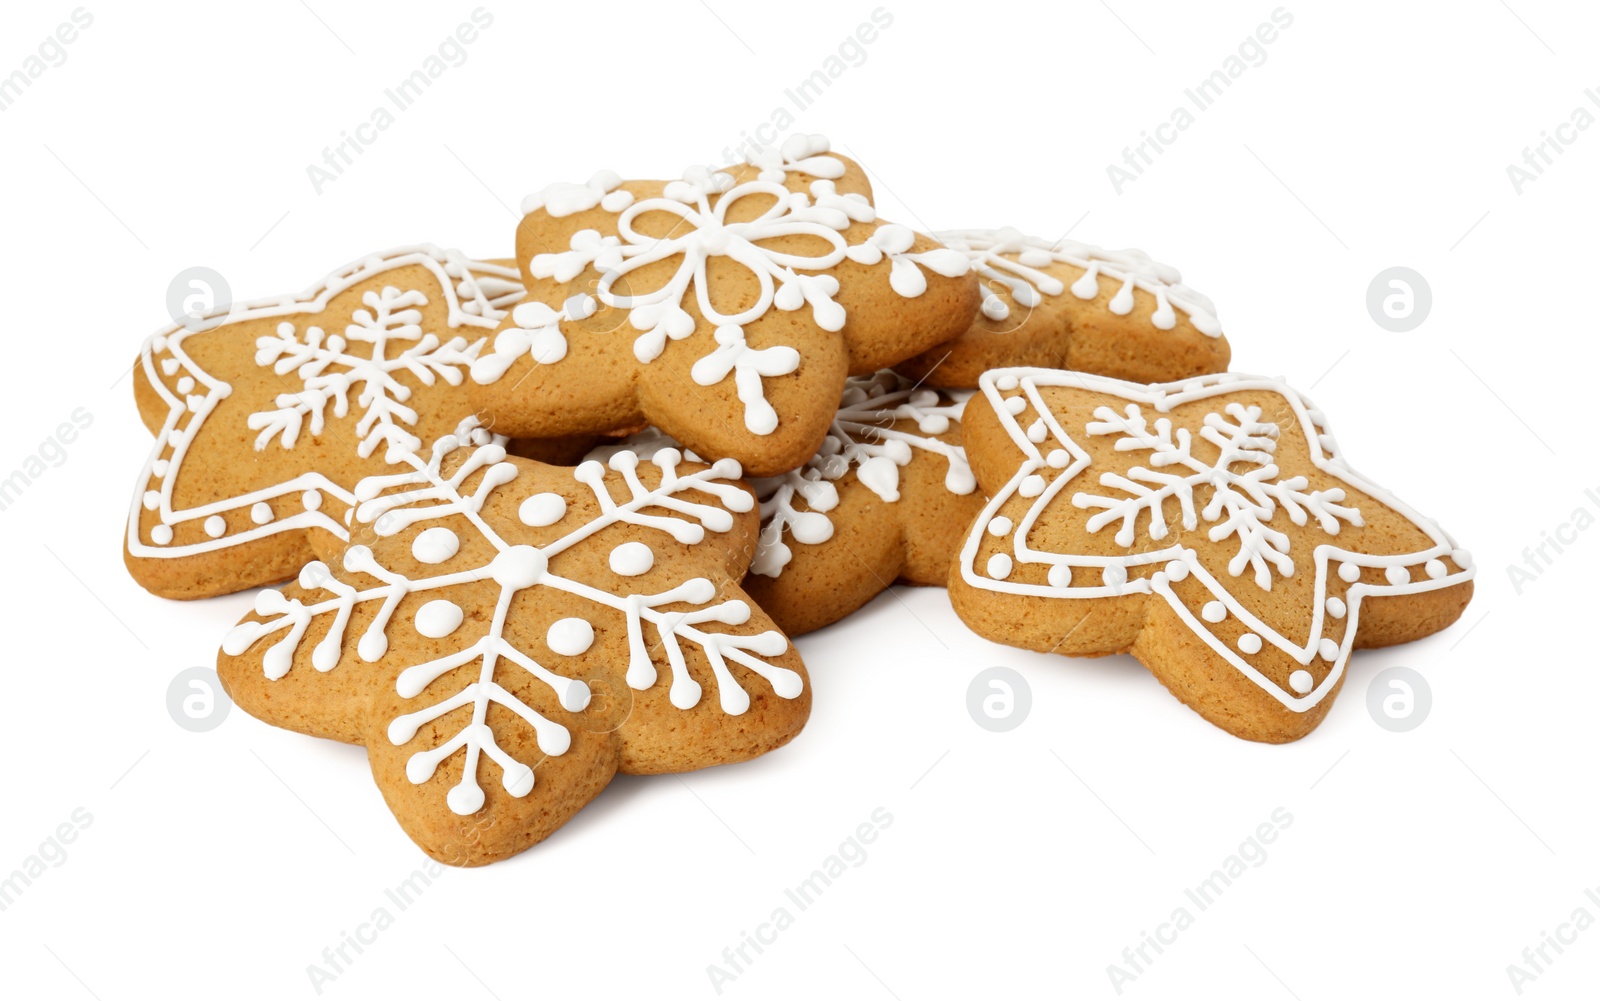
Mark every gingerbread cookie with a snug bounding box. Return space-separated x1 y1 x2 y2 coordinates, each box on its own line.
217 420 808 866
896 228 1230 388
468 134 981 476
126 246 541 599
742 371 980 635
589 371 981 635
951 369 1474 743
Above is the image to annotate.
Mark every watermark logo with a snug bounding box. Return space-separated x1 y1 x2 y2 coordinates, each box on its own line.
1106 807 1294 993
1506 88 1600 195
166 666 232 733
1365 267 1431 332
166 267 232 332
0 807 93 912
1366 666 1431 732
0 8 94 114
1105 7 1295 194
0 407 93 515
966 666 1031 732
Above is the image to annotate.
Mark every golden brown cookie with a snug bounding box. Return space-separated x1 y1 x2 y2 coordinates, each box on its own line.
588 371 983 636
218 421 809 865
468 135 981 476
950 369 1474 743
126 246 527 599
740 371 982 635
896 228 1230 388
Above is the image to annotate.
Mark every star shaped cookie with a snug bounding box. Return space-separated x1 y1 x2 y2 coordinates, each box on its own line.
951 369 1474 742
217 421 808 865
896 228 1230 388
468 135 981 476
589 371 981 635
125 245 562 599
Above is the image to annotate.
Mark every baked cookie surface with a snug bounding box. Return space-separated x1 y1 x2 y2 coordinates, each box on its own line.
896 228 1230 388
951 368 1473 742
469 135 980 476
218 422 809 865
126 245 525 599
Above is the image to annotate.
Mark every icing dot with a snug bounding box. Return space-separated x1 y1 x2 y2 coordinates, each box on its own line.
1288 670 1315 694
1452 548 1473 569
1164 560 1190 582
1201 601 1227 623
1047 449 1070 468
1338 562 1361 583
1385 565 1411 586
1319 638 1339 661
150 459 169 477
1027 420 1048 443
150 524 173 545
176 376 195 394
1005 396 1027 415
302 490 323 511
609 541 654 576
987 553 1013 579
1326 596 1347 618
1238 633 1263 655
491 545 548 588
204 515 226 538
519 492 567 528
987 516 1013 537
1019 475 1046 497
1047 564 1073 588
415 599 464 639
546 617 595 656
250 502 273 525
412 527 460 564
996 374 1020 391
1425 559 1447 579
1103 564 1127 588
143 490 161 510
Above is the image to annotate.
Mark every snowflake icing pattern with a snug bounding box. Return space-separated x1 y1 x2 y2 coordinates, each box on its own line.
482 150 969 435
249 285 482 458
1072 401 1363 590
223 421 803 816
939 227 1222 334
750 373 975 576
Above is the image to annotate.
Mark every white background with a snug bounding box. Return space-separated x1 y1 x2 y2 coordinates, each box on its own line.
1 1 1595 998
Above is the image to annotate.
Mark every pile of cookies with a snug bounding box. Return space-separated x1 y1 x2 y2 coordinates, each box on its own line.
125 135 1474 866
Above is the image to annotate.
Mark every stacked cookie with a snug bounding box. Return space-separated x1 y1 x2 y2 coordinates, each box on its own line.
125 135 1474 866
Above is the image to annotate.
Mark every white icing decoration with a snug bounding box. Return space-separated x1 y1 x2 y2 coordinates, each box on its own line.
746 373 973 577
1288 669 1314 694
415 599 464 638
1071 401 1362 591
222 422 798 817
987 553 1013 579
248 286 481 458
521 170 626 217
204 515 226 538
937 227 1221 335
744 133 846 183
546 618 595 657
469 301 570 384
956 369 1475 714
476 136 969 436
126 246 522 563
609 541 654 576
250 502 274 525
988 516 1013 537
411 527 460 564
519 492 567 528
